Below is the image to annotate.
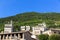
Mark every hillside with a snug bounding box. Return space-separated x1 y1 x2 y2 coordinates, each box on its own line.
0 12 60 31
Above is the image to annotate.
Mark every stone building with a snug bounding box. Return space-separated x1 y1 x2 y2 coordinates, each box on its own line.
1 20 35 40
32 22 47 35
38 22 47 31
4 21 13 33
26 26 30 31
20 26 30 31
0 31 35 40
43 28 60 36
32 26 42 35
20 26 25 31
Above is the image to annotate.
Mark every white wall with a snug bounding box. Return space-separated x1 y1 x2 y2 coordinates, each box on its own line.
4 28 12 33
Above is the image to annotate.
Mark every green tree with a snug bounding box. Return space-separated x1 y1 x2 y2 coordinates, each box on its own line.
49 34 60 40
38 34 49 40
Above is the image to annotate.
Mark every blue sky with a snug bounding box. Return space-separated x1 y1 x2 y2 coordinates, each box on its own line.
0 0 60 18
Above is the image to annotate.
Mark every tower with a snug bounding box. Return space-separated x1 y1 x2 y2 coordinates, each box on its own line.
4 20 13 33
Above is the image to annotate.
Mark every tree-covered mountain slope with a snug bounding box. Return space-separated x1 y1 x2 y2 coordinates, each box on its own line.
0 12 60 31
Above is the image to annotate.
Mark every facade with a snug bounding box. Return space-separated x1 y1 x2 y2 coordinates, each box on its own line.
38 22 46 27
32 22 47 35
4 21 13 33
43 30 52 36
0 31 24 40
43 28 60 36
21 26 30 31
21 26 25 31
0 31 35 40
32 27 42 35
38 22 47 31
39 27 47 32
26 26 30 31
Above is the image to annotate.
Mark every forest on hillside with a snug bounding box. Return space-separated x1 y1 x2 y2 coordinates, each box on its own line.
0 12 60 31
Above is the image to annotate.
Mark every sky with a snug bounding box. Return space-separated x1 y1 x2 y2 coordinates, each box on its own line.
0 0 60 18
